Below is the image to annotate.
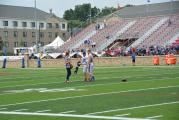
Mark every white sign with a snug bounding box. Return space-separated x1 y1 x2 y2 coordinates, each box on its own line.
0 56 23 61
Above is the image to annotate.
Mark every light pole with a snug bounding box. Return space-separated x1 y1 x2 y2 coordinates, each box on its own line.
89 4 92 24
170 0 173 14
34 0 38 53
146 0 150 17
38 24 41 50
3 32 7 56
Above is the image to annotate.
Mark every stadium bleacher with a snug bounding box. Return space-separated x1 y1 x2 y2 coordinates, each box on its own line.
57 1 179 54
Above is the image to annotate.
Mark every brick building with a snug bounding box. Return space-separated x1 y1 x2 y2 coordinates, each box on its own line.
0 5 69 53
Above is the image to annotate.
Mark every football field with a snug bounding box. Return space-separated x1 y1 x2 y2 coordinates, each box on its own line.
0 66 179 120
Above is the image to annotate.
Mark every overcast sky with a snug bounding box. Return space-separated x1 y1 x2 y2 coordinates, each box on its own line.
0 0 172 17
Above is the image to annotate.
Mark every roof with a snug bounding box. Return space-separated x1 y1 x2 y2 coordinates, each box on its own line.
113 1 179 18
0 4 66 22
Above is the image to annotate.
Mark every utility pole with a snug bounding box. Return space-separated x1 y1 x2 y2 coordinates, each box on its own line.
34 0 38 53
170 0 173 14
89 4 92 24
39 24 40 47
146 0 150 17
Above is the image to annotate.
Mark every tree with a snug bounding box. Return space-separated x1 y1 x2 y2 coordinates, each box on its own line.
63 9 75 20
63 3 117 32
125 4 134 7
99 7 117 17
63 3 100 22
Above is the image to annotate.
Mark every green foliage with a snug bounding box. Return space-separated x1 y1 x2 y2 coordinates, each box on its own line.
63 9 75 20
125 4 134 7
98 7 117 17
63 3 117 30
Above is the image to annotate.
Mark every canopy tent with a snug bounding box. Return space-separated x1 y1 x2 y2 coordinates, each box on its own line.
34 53 65 59
44 36 64 49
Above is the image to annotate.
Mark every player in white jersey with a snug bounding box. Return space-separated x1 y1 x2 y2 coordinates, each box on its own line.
87 49 95 81
81 52 88 81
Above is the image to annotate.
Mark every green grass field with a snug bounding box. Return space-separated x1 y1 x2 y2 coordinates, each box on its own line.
0 66 179 120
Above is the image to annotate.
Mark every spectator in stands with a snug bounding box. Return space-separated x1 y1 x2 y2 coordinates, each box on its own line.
92 42 96 48
95 24 100 30
168 19 172 26
64 51 72 83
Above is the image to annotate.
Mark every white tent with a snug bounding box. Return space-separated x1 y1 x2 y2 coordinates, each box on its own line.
45 36 64 49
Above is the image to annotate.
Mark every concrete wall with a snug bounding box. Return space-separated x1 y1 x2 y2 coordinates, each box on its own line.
0 56 178 68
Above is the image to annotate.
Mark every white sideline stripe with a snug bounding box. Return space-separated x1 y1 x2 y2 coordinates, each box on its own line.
59 110 76 114
87 101 179 115
36 110 51 113
146 115 163 119
0 85 179 107
0 111 150 120
0 108 7 110
13 109 28 112
115 113 130 117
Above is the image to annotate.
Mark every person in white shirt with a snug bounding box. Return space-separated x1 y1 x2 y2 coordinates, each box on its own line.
81 52 88 81
87 49 95 81
64 51 72 83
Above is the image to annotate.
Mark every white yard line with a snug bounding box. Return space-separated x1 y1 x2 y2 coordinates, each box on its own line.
59 110 76 114
115 113 130 117
0 81 62 89
0 85 178 107
146 115 163 119
13 109 28 112
0 108 7 110
1 76 179 96
0 111 150 120
0 71 179 89
36 110 51 113
87 101 179 115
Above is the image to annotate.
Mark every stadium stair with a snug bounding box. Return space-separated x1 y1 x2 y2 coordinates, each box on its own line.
128 17 169 49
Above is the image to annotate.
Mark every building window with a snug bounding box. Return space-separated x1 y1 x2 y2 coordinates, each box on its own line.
62 33 66 37
47 23 52 28
55 23 59 28
48 32 52 38
14 31 18 37
55 32 58 37
4 31 8 37
32 32 36 37
13 21 18 27
3 21 8 26
40 23 44 28
0 41 2 50
31 22 35 28
14 42 18 47
4 42 9 47
23 32 27 37
22 22 27 27
40 32 44 38
23 42 27 47
62 23 66 29
32 42 36 46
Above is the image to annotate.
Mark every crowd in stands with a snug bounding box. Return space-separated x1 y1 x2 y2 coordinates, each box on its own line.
106 45 179 57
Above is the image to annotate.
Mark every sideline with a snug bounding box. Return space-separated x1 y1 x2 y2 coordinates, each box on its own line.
0 111 149 120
